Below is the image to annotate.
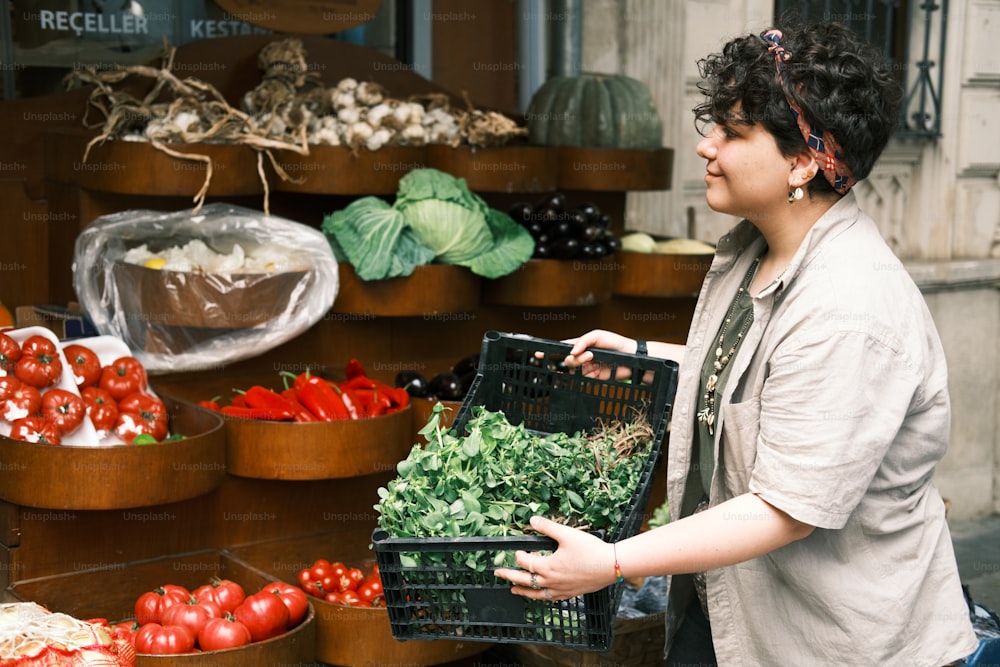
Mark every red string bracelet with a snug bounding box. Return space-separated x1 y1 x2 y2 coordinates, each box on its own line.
613 543 624 583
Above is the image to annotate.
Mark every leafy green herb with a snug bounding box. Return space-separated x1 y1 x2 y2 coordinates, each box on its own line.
375 403 654 571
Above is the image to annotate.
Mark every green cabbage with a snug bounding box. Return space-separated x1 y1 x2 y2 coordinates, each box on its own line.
321 168 534 280
321 196 434 280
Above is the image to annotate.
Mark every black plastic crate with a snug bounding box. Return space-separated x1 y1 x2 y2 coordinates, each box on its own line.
372 330 679 650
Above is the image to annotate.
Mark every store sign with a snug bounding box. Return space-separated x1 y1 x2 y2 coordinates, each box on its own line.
37 10 148 36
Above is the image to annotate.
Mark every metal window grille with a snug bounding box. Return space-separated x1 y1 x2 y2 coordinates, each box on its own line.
774 0 947 138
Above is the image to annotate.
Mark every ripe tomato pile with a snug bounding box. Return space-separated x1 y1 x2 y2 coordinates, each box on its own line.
110 577 308 654
297 559 384 607
0 331 172 445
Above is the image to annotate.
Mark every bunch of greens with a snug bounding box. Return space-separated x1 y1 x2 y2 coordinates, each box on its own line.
322 168 535 280
374 403 654 571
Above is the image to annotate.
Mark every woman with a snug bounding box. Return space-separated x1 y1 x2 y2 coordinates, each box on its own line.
495 21 979 666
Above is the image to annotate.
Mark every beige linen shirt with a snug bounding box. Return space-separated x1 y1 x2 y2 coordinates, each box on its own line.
664 192 979 666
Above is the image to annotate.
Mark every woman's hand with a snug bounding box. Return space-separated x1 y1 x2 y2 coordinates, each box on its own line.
493 516 616 602
563 329 638 380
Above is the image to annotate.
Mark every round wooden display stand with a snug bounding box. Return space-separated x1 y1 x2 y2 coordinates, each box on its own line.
222 406 413 480
271 144 428 195
226 530 490 667
332 263 481 316
481 257 618 307
9 550 318 666
0 395 226 510
45 129 264 197
136 605 317 666
426 143 558 192
613 251 713 299
555 146 673 191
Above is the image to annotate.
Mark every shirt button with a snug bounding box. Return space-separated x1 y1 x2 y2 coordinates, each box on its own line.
679 406 688 415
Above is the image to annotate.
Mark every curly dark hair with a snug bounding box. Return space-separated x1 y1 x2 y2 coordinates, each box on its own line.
693 20 902 196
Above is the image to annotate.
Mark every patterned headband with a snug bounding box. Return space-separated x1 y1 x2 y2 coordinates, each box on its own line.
760 29 855 194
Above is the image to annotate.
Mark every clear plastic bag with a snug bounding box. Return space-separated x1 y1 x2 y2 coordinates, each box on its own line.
73 203 338 373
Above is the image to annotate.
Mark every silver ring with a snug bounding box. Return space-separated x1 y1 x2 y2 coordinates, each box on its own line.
530 572 539 590
544 587 553 601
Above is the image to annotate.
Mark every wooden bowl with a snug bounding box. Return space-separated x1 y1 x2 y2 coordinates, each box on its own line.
111 261 311 329
226 530 490 667
7 550 316 667
332 263 481 316
0 395 225 510
481 256 618 307
44 129 264 197
555 146 673 191
271 145 427 195
222 406 413 480
613 251 712 298
426 144 558 192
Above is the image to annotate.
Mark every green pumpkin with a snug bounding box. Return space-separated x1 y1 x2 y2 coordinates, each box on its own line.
526 73 663 149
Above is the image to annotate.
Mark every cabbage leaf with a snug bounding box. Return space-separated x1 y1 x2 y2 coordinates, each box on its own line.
321 196 434 280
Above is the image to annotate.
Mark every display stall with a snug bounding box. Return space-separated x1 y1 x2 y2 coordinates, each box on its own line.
0 6 713 665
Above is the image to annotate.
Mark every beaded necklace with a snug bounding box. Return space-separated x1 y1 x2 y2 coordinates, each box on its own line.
696 257 760 435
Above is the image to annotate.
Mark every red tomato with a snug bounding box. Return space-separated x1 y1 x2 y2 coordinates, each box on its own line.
193 578 246 614
63 343 102 389
41 388 86 436
81 386 119 433
262 582 309 627
233 590 289 642
135 586 191 626
328 561 346 581
304 580 325 599
14 335 63 388
161 598 222 638
339 590 361 606
99 356 148 400
115 392 168 444
323 591 346 605
133 623 196 655
341 567 365 593
111 620 140 646
0 376 41 422
7 416 60 445
0 333 20 376
198 614 252 651
357 580 382 604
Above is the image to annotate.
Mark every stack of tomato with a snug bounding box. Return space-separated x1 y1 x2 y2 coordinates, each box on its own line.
201 359 409 422
0 331 172 445
111 577 308 654
296 560 384 607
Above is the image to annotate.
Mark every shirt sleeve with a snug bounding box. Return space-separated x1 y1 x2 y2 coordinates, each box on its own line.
747 329 924 529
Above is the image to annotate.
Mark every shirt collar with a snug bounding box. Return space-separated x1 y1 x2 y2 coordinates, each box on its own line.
714 191 862 296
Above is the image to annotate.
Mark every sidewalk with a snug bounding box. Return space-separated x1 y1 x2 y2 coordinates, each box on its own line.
951 513 1000 614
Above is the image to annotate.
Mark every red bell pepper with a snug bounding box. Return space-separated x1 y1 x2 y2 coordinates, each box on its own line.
352 388 392 416
294 375 350 421
240 386 296 421
344 358 367 381
280 387 319 422
331 383 365 419
220 405 295 421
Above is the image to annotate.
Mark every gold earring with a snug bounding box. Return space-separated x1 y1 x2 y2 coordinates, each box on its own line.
787 186 804 204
